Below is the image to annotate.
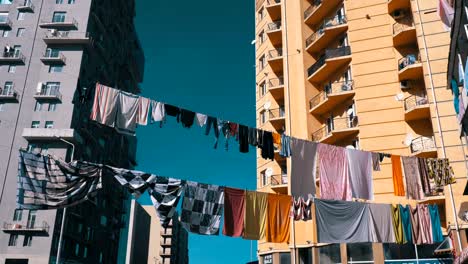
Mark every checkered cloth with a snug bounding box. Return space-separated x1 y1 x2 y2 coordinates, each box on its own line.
106 166 185 227
17 150 102 210
181 181 224 235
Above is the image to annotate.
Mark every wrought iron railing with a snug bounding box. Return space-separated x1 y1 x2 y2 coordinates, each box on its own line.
3 221 49 233
267 48 283 59
398 53 421 71
304 0 322 19
307 46 351 77
268 107 285 120
37 86 62 100
404 94 428 111
393 17 414 35
305 15 347 47
311 116 358 141
309 80 354 109
410 136 436 153
267 21 281 31
268 77 284 88
270 174 288 186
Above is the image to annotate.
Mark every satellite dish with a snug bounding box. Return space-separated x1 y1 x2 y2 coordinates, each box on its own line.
347 108 354 115
263 101 271 110
403 133 413 146
265 168 273 177
251 39 256 45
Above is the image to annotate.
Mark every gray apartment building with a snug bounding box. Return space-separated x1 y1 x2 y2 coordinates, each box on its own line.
0 0 144 263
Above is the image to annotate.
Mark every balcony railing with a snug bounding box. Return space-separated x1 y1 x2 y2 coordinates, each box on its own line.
410 136 436 154
404 94 428 111
160 228 173 236
311 116 358 141
268 77 284 88
39 17 78 28
18 0 34 11
398 54 421 71
267 48 283 59
268 107 285 120
393 17 414 35
41 51 66 64
307 46 351 77
266 0 281 5
0 51 25 62
35 86 62 101
0 86 18 100
304 0 322 19
306 15 347 47
0 16 12 27
309 80 354 109
267 21 281 31
3 221 49 233
270 174 288 186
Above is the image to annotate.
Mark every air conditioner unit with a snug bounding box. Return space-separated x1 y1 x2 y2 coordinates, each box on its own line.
392 9 406 20
400 80 410 90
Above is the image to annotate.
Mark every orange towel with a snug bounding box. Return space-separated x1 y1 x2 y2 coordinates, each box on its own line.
391 155 405 196
272 133 281 146
265 193 292 243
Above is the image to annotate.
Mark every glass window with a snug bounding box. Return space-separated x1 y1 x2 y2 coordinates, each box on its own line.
347 243 373 263
68 0 75 3
260 170 267 186
56 0 63 3
4 81 13 93
0 12 8 23
26 210 37 228
279 252 291 264
49 65 63 73
2 29 9 37
17 11 25 20
84 247 88 258
45 82 60 94
8 234 17 246
34 101 43 111
52 12 66 22
100 215 107 226
16 28 25 37
13 209 22 221
383 243 415 260
259 55 266 70
99 252 103 263
45 121 54 128
259 81 267 97
319 244 341 264
8 65 16 73
23 235 32 247
260 110 266 124
48 103 57 112
75 243 80 256
0 0 13 4
45 48 60 57
86 227 92 240
0 103 4 111
26 143 37 152
262 254 273 264
299 248 312 264
77 223 83 233
13 45 21 57
31 121 40 128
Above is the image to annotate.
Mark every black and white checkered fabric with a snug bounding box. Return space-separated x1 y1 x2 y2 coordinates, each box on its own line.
181 181 224 235
17 150 102 210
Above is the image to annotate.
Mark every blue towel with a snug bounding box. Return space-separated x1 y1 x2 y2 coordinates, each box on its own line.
428 204 444 243
452 79 460 115
399 204 412 244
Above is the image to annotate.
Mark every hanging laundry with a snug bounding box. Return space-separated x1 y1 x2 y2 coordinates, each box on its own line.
437 0 454 29
372 152 381 171
179 109 196 128
346 149 373 200
164 104 180 118
17 150 102 210
205 116 220 149
402 156 425 200
180 181 224 235
257 129 263 147
400 204 413 244
248 127 258 146
196 113 207 127
318 144 352 201
418 204 433 244
243 191 268 240
107 166 156 198
223 187 246 237
465 58 468 93
238 125 250 153
137 97 150 126
151 100 165 123
452 79 460 115
265 194 292 243
260 130 274 160
426 158 456 189
292 197 312 221
290 138 317 199
229 122 238 137
315 199 371 243
219 120 231 151
429 204 444 243
369 203 396 243
272 132 281 149
459 56 465 84
418 158 432 195
391 204 407 244
409 205 423 244
90 83 119 127
279 134 291 157
115 90 140 134
391 155 405 196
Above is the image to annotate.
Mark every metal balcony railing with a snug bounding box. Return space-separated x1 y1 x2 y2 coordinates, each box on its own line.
410 136 436 153
40 17 78 27
268 77 284 88
398 53 421 71
307 46 351 77
1 51 25 61
0 86 17 97
304 0 322 19
18 0 34 11
306 15 347 47
36 86 62 100
270 174 288 186
393 17 414 35
404 94 428 111
43 51 66 62
311 116 358 141
268 107 285 120
267 21 281 31
309 80 354 109
3 221 49 233
267 48 283 59
0 16 12 27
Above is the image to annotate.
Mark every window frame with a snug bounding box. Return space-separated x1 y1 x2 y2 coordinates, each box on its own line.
31 121 40 128
44 121 54 129
16 28 25 37
17 11 25 21
8 234 18 246
13 209 22 221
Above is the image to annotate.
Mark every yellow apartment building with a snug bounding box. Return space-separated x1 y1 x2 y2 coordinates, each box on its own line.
254 0 468 262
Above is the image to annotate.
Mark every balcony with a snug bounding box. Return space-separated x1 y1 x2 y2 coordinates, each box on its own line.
268 107 286 130
269 174 288 193
160 249 171 257
266 0 281 21
307 46 352 84
404 94 430 121
34 87 62 101
309 80 354 115
0 87 19 101
0 16 12 28
44 31 92 45
39 17 78 29
160 240 171 247
267 49 283 73
311 116 359 144
304 0 341 26
22 128 83 143
40 52 66 65
266 21 282 46
3 222 49 234
268 77 284 99
0 51 25 64
17 0 34 12
388 0 411 15
393 17 416 47
160 229 172 237
398 54 423 81
306 15 348 54
410 136 437 158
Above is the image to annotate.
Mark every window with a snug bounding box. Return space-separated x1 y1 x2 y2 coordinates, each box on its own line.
279 253 291 264
258 30 265 45
0 103 4 111
4 81 13 93
13 45 21 57
8 234 17 246
260 170 267 186
45 48 60 58
16 28 25 37
56 0 63 3
13 209 22 221
26 143 37 152
257 7 266 23
259 81 267 97
68 0 75 3
318 244 341 263
8 65 16 73
260 110 266 124
347 243 373 263
86 227 92 240
0 12 8 23
26 210 37 228
77 223 83 233
17 11 25 21
383 243 416 260
34 101 43 111
2 29 9 37
0 0 13 4
45 121 54 128
258 55 266 70
49 65 63 73
52 12 66 23
31 121 40 128
23 235 32 247
48 103 57 112
298 248 312 264
100 215 107 226
75 243 80 256
83 247 88 258
45 82 60 95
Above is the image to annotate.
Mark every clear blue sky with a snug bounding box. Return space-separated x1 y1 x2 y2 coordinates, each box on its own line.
133 0 257 263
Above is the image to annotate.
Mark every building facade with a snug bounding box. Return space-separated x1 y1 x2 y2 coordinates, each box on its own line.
255 0 467 263
0 0 144 263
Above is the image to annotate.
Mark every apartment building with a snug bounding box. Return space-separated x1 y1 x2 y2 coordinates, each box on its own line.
125 201 189 264
0 0 144 263
255 0 466 263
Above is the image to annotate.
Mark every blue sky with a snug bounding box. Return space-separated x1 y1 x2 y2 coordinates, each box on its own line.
133 0 257 263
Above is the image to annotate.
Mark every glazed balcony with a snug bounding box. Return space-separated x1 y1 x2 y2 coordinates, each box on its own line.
2 222 49 234
268 77 284 99
268 107 285 130
266 21 282 46
39 17 78 29
311 116 359 144
267 49 283 73
393 17 416 47
266 0 281 21
40 51 66 65
304 0 341 26
0 16 12 28
44 31 92 45
0 51 25 64
398 54 423 81
305 15 348 54
410 136 437 158
388 0 411 15
307 46 351 84
17 0 34 12
0 86 18 101
34 86 62 101
404 94 430 121
309 80 354 115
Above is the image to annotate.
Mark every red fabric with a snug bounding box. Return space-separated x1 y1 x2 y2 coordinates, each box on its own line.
223 187 246 237
229 123 238 136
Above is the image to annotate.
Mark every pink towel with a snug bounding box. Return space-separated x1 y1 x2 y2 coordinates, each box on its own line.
318 144 352 201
